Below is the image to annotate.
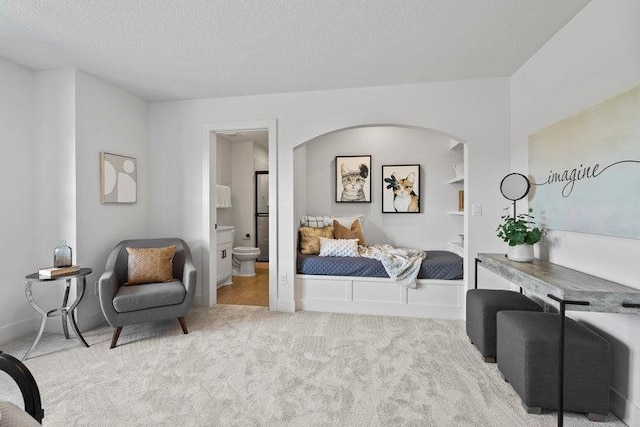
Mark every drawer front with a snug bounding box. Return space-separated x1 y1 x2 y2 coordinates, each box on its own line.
217 244 232 279
352 280 403 304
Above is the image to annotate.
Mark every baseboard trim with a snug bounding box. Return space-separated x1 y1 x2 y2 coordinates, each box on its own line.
611 386 640 426
192 295 204 307
297 299 464 320
77 311 107 332
277 299 295 313
0 316 37 345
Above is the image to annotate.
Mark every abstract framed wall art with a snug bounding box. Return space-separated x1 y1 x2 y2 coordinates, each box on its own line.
335 155 371 203
100 152 137 203
529 84 640 239
382 164 420 213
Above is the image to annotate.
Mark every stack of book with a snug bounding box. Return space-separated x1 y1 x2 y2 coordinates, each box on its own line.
38 265 80 278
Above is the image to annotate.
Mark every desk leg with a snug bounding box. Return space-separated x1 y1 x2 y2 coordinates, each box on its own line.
557 301 566 427
546 295 589 427
61 279 71 339
23 281 48 361
67 276 89 348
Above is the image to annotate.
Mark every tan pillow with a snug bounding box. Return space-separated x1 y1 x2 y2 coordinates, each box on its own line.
299 225 334 255
333 219 366 246
126 245 176 285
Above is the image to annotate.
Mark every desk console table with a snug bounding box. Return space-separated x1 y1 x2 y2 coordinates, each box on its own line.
476 253 640 426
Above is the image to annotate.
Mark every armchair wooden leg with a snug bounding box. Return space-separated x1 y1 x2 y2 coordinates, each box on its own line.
178 317 188 334
110 327 123 349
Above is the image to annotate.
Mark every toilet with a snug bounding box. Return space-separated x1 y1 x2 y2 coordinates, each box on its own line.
232 247 261 277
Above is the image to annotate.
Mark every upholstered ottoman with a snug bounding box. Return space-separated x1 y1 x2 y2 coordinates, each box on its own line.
496 311 610 420
465 289 542 362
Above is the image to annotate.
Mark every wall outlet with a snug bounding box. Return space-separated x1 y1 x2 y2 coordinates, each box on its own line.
279 273 287 285
95 281 99 296
472 203 482 216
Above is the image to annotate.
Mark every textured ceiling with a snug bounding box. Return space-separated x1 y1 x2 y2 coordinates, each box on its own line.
0 0 590 101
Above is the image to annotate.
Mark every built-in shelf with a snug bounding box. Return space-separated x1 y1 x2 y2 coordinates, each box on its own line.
448 241 464 257
447 211 464 216
448 177 464 184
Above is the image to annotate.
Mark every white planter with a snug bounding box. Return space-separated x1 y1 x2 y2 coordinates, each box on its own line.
507 244 534 262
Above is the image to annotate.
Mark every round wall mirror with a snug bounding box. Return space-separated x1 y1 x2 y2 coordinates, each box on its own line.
500 173 530 201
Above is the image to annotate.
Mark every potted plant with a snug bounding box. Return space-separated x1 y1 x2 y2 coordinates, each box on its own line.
496 208 542 262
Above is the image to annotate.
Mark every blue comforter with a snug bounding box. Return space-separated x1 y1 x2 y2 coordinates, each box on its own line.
297 250 463 280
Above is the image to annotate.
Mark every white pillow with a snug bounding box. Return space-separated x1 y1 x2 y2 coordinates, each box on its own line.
318 237 359 257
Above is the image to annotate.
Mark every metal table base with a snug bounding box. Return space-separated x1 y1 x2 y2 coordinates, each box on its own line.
23 268 92 360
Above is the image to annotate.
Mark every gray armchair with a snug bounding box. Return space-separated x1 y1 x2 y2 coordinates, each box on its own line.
98 238 197 348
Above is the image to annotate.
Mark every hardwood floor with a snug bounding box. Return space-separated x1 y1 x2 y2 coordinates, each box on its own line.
217 262 269 307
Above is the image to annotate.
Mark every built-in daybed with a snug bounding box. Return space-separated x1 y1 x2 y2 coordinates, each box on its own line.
294 216 465 319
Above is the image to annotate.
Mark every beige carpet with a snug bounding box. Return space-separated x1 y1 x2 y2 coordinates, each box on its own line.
0 305 624 426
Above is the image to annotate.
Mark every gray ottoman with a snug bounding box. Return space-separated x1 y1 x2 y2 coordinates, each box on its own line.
466 289 542 362
497 311 610 420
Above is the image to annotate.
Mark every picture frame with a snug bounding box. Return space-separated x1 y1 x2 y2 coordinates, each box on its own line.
335 155 372 203
382 164 421 213
100 152 137 204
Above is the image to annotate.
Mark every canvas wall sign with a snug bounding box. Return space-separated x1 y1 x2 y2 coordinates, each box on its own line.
382 164 421 213
529 84 640 239
100 152 137 203
335 155 371 203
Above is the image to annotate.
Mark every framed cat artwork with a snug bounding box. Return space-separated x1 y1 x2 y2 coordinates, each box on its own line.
335 155 372 203
382 164 421 213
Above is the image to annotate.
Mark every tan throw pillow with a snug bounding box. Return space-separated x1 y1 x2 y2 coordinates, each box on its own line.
333 219 366 246
299 225 334 255
126 245 176 285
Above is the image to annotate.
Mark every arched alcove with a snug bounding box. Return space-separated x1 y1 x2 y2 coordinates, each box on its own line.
293 123 466 253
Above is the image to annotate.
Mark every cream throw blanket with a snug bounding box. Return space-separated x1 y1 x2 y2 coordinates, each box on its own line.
358 244 427 288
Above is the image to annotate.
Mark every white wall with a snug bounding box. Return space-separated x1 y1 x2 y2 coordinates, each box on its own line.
299 126 462 248
75 70 150 329
0 66 150 343
510 0 640 423
32 69 77 334
215 135 233 227
0 59 36 343
293 145 308 235
149 78 511 312
231 141 254 247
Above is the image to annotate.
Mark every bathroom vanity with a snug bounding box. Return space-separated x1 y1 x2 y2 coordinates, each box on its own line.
216 226 234 287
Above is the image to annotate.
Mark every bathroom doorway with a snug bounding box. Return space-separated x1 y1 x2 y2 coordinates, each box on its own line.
215 130 270 307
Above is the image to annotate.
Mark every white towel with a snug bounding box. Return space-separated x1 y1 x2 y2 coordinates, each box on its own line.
216 185 232 208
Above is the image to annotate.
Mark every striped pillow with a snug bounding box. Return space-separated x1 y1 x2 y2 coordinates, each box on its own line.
300 215 333 228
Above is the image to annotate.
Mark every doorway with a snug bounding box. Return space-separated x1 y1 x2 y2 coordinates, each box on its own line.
202 120 277 310
215 131 269 307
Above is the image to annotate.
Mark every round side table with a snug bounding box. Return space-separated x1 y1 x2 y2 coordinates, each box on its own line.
23 268 92 360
